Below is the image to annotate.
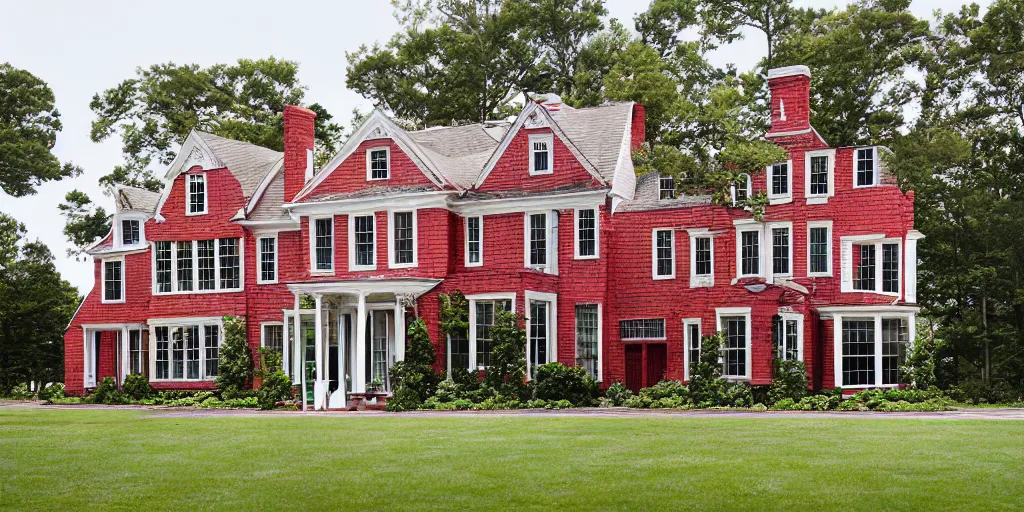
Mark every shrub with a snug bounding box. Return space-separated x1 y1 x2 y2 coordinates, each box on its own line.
38 383 64 401
448 366 480 391
8 383 33 400
947 379 1023 405
390 318 440 403
768 359 808 405
720 381 753 407
122 373 153 400
84 377 128 404
639 380 688 402
900 333 937 390
257 370 293 410
215 315 252 397
386 386 422 412
623 394 651 409
688 332 726 405
604 382 633 406
533 362 594 406
473 395 522 410
484 308 529 400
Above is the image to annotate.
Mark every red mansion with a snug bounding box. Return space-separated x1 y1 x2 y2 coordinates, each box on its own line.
64 65 923 408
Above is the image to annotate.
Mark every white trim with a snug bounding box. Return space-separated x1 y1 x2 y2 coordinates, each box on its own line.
244 158 285 215
464 215 483 267
524 211 557 274
831 311 916 389
804 149 835 203
651 228 676 280
905 230 924 303
163 130 224 180
150 238 245 296
257 234 279 284
185 173 208 216
147 318 225 383
573 207 600 260
682 318 702 381
730 173 753 205
688 230 713 287
765 127 813 138
528 133 554 175
572 303 603 382
767 65 811 79
715 307 752 380
765 221 794 281
310 215 336 275
840 235 902 296
113 212 148 251
348 213 377 271
853 146 880 188
285 190 449 216
807 220 834 277
387 209 418 269
766 160 794 205
366 145 391 181
735 223 763 279
525 290 558 379
775 311 805 362
101 256 126 304
450 189 606 217
466 293 517 371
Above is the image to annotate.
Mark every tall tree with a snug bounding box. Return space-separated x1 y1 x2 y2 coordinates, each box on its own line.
0 63 81 197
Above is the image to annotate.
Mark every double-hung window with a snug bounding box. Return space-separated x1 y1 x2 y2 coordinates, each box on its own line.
767 222 792 279
312 217 334 272
258 236 277 283
855 147 878 187
689 231 714 288
102 258 124 303
389 211 416 268
218 239 240 289
805 149 834 203
465 216 482 267
196 240 216 290
187 174 207 215
575 304 600 380
736 223 762 278
152 321 222 381
121 219 141 246
717 308 751 379
807 221 833 276
526 292 556 378
659 175 676 200
471 298 513 370
652 228 675 280
732 174 751 203
575 208 598 259
836 315 911 388
768 161 791 202
155 242 172 293
177 241 194 291
525 212 557 273
683 319 701 381
367 147 390 180
772 314 803 361
350 214 376 270
153 238 242 294
842 236 900 295
203 325 219 378
261 324 284 354
128 330 147 375
529 134 553 175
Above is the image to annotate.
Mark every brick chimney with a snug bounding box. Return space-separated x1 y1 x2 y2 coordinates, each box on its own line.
766 65 811 136
631 103 645 149
283 105 317 202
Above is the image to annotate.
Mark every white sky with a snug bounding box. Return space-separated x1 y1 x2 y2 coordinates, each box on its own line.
0 0 979 294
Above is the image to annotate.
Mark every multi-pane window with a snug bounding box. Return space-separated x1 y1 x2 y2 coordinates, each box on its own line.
529 300 549 375
530 135 552 174
262 324 284 354
694 237 712 276
128 330 147 375
855 245 876 291
575 305 599 379
393 211 414 265
770 162 789 196
103 260 122 302
659 175 676 200
188 174 206 214
654 229 674 278
466 216 482 265
772 226 790 275
259 237 276 283
176 241 194 292
154 323 221 381
155 242 172 293
314 217 334 271
529 213 547 267
734 174 750 202
218 239 240 289
369 148 389 180
772 316 800 361
841 319 875 386
449 331 470 371
576 208 597 258
721 316 747 378
809 155 829 196
121 219 140 246
474 300 511 369
856 147 876 187
185 326 201 380
882 243 900 293
809 226 829 274
686 322 701 374
353 215 375 267
619 319 665 340
155 327 169 380
203 325 219 378
881 318 908 385
740 230 760 276
197 240 216 290
171 328 185 379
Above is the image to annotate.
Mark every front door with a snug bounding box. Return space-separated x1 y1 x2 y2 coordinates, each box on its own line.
646 343 667 387
625 345 643 392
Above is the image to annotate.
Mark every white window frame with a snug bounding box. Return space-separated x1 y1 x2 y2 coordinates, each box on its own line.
257 234 278 284
464 216 483 268
467 292 517 371
659 174 676 200
905 230 924 303
775 311 805 362
716 307 752 381
735 221 763 279
853 146 879 188
804 149 835 204
767 159 793 205
151 238 244 295
366 146 390 181
348 213 377 271
259 322 287 372
573 303 603 382
839 234 901 297
766 221 794 281
682 318 702 381
651 228 676 280
523 211 557 274
528 133 554 175
688 229 714 288
310 215 335 275
807 220 833 277
524 290 558 380
573 207 599 260
829 311 916 389
101 256 126 304
185 173 208 216
730 173 753 205
147 317 224 382
387 210 418 269
115 214 147 250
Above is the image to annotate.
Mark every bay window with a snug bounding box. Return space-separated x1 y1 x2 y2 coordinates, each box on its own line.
826 309 915 388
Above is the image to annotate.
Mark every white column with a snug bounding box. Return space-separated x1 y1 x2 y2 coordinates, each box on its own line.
394 296 406 362
120 326 130 384
282 314 290 377
314 294 324 382
355 293 367 393
292 294 301 383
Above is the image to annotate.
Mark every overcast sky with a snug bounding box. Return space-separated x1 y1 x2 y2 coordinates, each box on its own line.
0 0 980 295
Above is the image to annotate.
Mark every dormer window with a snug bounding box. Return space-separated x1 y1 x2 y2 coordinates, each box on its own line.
768 161 792 204
367 147 390 180
732 174 751 204
121 219 140 246
659 175 676 199
187 174 207 215
855 147 878 187
529 134 553 175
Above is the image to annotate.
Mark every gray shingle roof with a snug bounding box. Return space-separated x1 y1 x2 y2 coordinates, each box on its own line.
303 185 439 203
114 186 161 214
617 172 712 212
550 102 634 182
195 131 283 198
406 124 504 188
248 172 290 221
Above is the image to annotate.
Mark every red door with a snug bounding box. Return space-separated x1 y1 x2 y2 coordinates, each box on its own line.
646 343 667 387
625 345 643 392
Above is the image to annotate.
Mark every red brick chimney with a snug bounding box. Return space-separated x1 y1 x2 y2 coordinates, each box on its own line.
283 105 317 202
631 103 645 149
766 65 811 136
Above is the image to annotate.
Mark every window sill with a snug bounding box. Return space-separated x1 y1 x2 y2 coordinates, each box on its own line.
101 299 126 305
347 266 375 272
768 196 792 205
184 211 209 217
528 170 554 176
808 272 833 278
257 280 278 285
574 254 599 261
652 274 676 281
689 277 713 288
367 176 390 181
153 288 244 296
805 196 829 205
388 262 418 270
853 183 879 189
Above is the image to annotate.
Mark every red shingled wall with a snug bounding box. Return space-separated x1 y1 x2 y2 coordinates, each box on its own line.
303 140 440 198
476 127 601 192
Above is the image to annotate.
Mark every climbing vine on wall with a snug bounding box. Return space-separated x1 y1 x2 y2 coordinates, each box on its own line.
439 291 469 337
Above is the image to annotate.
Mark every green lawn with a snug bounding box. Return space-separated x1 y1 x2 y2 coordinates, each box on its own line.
1 409 1022 511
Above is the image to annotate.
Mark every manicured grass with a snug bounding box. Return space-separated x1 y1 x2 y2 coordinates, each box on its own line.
1 409 1022 510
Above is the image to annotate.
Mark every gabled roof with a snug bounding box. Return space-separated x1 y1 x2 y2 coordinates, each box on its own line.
405 124 505 188
114 186 161 214
616 172 712 213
